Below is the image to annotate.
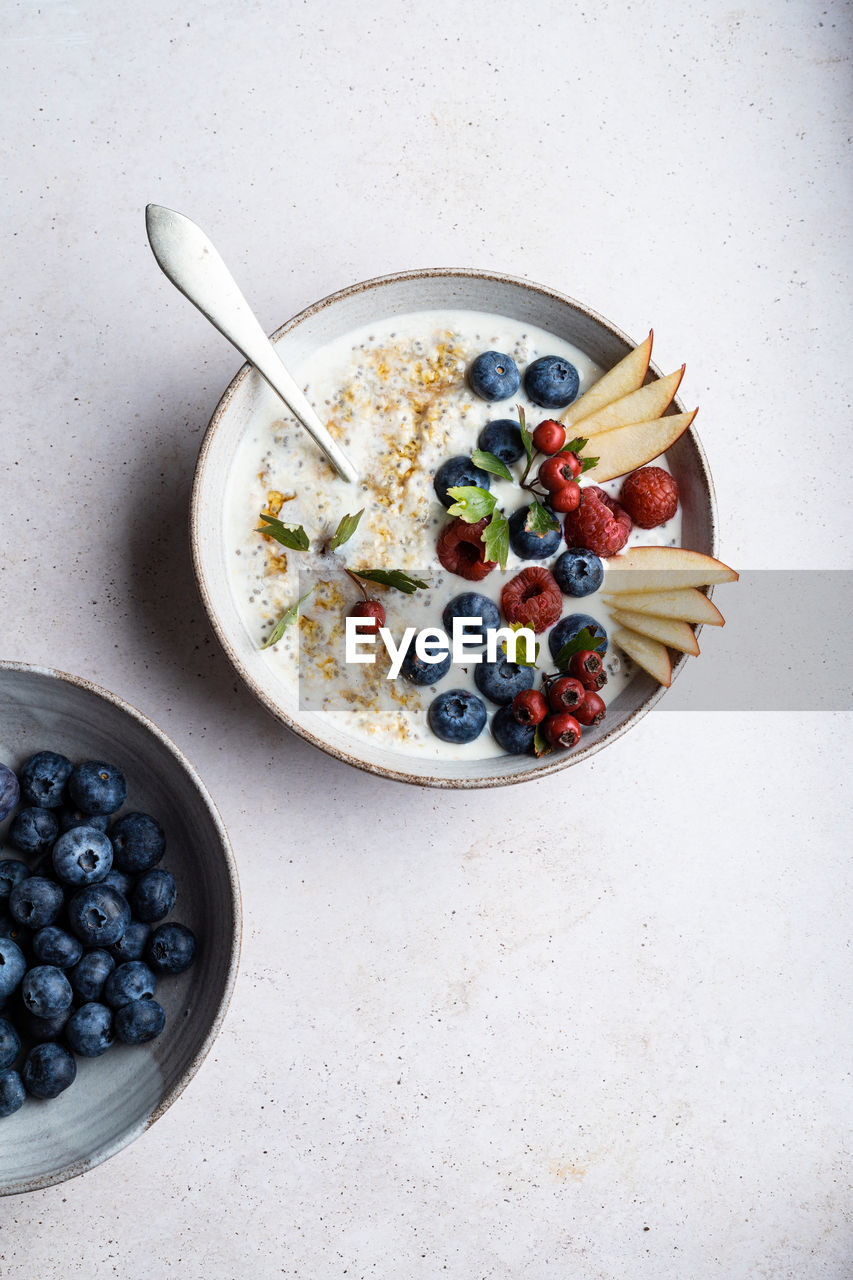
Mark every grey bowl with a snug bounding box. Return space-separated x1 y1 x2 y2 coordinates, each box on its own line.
0 662 241 1195
192 268 717 787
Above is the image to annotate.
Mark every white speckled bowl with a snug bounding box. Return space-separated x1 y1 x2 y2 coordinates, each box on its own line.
0 663 241 1195
192 269 718 787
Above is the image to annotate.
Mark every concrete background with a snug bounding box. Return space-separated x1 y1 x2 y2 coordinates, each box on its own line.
2 1 851 1275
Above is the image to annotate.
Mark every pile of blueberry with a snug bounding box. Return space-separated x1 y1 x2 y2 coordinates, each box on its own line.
468 349 579 410
0 751 196 1117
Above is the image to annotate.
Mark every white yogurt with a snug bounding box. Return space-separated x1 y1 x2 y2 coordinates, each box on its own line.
224 310 682 760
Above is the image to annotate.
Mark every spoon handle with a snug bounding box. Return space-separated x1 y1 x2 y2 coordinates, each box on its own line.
145 204 358 484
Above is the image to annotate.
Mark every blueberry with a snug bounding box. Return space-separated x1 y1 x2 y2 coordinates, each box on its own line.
21 965 73 1018
130 869 176 924
548 613 608 662
0 1017 21 1070
67 885 131 947
8 806 59 856
427 690 487 745
0 860 30 906
52 826 113 886
477 418 525 465
474 658 535 705
508 505 563 560
22 1042 76 1099
66 1002 115 1058
19 751 73 809
468 350 521 402
109 921 150 963
114 997 166 1045
67 760 127 816
491 705 536 755
58 806 109 834
0 765 20 823
16 1005 72 1042
32 926 83 969
523 355 580 409
146 922 196 975
109 812 165 873
102 869 134 898
400 646 451 686
441 592 501 648
552 548 604 597
69 949 115 1002
104 960 157 1009
434 456 492 508
0 1069 25 1118
9 877 64 930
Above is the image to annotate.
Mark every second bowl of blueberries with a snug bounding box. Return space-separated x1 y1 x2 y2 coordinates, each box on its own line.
0 662 240 1196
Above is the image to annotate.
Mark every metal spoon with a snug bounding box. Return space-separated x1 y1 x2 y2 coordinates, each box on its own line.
145 204 358 484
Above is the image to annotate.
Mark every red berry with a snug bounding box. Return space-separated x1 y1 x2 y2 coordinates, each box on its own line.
501 567 562 633
563 485 632 558
543 712 582 749
619 466 679 529
549 482 582 513
568 649 607 690
547 675 585 712
575 690 606 726
538 454 579 491
531 419 566 455
512 688 548 726
436 517 497 581
349 599 386 632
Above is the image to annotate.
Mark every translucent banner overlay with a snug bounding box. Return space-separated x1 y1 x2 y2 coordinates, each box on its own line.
291 570 852 714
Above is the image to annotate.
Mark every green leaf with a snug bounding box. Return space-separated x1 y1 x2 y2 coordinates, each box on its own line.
579 456 599 474
446 485 497 522
553 626 605 671
517 405 533 462
260 587 315 649
561 436 589 454
501 621 540 667
257 513 310 551
471 449 514 483
329 508 364 552
355 569 430 595
533 724 552 757
481 510 510 570
524 499 561 536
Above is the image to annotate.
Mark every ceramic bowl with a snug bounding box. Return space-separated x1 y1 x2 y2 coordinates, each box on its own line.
0 663 241 1195
192 269 717 787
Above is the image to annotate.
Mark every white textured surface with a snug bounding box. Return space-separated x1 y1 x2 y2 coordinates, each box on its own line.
1 1 851 1276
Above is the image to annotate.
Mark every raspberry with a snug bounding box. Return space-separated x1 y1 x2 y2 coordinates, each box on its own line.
501 567 562 633
563 486 632 558
619 467 679 529
436 517 496 581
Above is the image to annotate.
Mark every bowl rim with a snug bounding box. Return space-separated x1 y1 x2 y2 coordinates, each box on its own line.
191 267 719 788
0 659 242 1196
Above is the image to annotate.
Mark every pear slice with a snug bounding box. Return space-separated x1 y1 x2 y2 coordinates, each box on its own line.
609 608 699 656
562 331 653 428
604 546 739 594
614 628 672 686
586 410 696 482
570 366 684 436
601 586 724 625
